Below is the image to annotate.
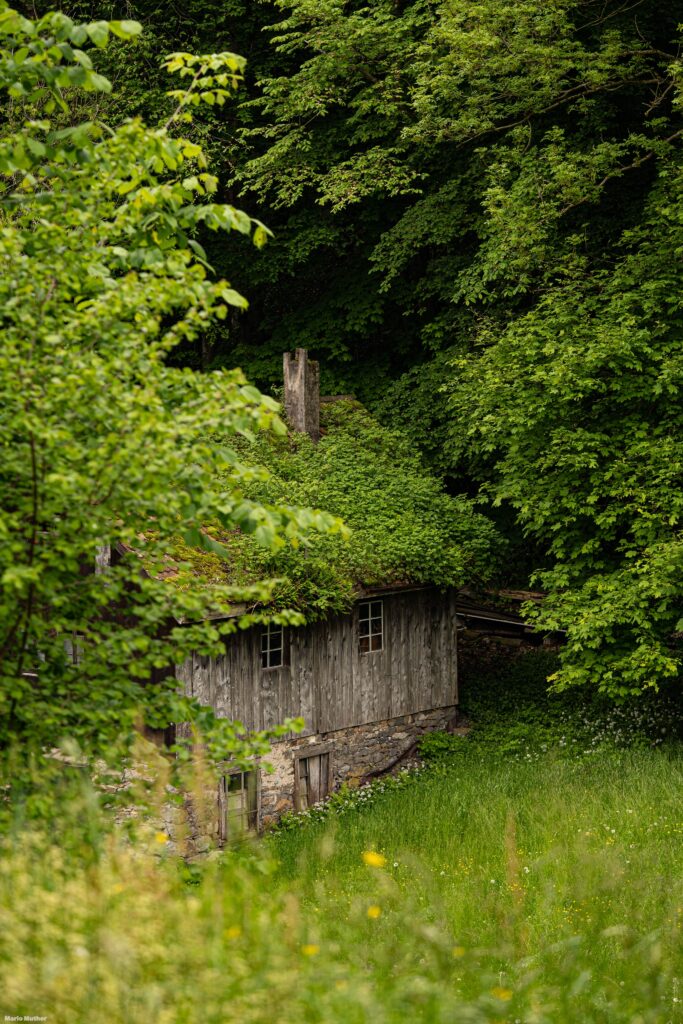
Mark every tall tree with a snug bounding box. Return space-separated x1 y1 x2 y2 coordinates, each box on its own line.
0 3 342 777
449 152 683 695
237 0 683 692
38 0 683 691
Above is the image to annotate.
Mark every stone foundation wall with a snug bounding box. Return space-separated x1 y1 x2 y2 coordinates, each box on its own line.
259 705 458 827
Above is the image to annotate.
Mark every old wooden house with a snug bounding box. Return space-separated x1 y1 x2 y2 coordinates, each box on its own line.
178 582 460 832
175 350 492 836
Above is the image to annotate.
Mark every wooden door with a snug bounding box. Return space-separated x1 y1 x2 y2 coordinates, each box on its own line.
297 752 330 809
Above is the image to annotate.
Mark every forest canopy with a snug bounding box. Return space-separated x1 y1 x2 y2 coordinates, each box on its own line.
4 0 683 702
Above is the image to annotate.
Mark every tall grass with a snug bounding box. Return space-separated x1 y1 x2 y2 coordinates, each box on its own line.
273 749 683 1019
2 654 683 1023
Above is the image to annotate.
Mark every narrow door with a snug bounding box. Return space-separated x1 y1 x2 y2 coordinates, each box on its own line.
297 752 330 809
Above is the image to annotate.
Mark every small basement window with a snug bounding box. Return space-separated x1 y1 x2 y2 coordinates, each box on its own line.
261 623 286 669
295 750 331 810
219 770 259 841
358 599 383 654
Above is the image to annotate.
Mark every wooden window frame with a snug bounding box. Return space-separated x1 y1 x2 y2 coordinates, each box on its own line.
293 744 334 812
218 768 261 843
358 599 384 654
64 632 84 666
261 623 288 670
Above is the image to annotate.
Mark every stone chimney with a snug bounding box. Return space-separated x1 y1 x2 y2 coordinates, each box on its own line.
283 349 320 442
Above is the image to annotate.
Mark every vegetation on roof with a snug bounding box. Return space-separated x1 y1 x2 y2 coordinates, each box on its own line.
175 399 500 618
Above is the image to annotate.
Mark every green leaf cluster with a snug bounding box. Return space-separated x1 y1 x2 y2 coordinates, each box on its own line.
21 0 683 695
0 3 338 777
176 399 500 617
449 161 683 695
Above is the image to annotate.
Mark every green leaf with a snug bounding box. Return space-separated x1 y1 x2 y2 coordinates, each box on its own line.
26 138 46 158
68 24 88 45
253 224 269 249
109 20 142 39
87 72 112 93
86 21 109 47
221 286 248 309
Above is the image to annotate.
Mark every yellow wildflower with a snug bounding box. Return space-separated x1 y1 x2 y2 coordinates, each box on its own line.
491 987 513 1001
154 832 169 844
301 944 320 956
452 946 465 958
362 851 386 868
367 905 381 919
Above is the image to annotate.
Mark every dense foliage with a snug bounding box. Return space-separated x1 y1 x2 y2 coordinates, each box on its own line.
181 399 498 616
0 4 347 776
41 0 683 694
450 171 683 694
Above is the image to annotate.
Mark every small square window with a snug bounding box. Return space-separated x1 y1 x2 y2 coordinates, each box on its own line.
261 623 286 669
358 600 383 654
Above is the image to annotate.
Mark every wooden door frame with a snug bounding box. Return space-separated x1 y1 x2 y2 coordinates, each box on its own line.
292 743 334 811
218 767 262 843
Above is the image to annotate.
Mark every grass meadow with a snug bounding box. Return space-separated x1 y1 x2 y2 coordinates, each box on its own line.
272 748 683 1021
2 652 683 1023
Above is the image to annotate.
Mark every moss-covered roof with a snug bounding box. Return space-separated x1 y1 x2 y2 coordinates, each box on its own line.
167 398 499 620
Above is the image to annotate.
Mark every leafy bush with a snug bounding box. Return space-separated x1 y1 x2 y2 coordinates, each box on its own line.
459 651 683 763
273 764 427 832
195 399 502 618
418 730 467 762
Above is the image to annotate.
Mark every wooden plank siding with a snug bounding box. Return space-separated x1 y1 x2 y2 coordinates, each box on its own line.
176 587 459 735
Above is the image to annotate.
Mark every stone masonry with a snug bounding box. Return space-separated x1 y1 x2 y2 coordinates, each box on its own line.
259 705 458 827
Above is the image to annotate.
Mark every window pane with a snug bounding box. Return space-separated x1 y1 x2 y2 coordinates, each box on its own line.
224 771 258 837
227 773 243 793
262 624 286 669
359 600 382 653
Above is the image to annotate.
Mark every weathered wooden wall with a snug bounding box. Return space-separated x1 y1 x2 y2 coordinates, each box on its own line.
176 587 458 735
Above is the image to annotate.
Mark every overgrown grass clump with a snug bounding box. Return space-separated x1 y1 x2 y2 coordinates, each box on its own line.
2 653 683 1023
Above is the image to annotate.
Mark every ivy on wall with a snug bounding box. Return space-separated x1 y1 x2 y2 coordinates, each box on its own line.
174 400 500 617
